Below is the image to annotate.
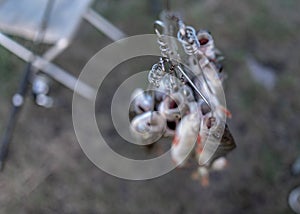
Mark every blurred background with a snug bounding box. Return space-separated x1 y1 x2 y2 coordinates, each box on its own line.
0 0 300 213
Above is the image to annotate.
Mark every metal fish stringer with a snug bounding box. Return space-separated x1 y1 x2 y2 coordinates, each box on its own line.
129 12 236 186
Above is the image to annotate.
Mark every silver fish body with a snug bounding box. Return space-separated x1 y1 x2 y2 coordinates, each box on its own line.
130 111 166 145
196 30 216 60
171 106 201 167
158 92 189 121
130 88 154 115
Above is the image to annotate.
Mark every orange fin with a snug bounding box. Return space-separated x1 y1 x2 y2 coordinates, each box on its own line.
219 106 232 119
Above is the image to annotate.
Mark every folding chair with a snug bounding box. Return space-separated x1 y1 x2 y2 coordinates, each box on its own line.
0 0 127 169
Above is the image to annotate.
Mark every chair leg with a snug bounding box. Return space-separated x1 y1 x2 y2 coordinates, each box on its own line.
0 33 97 100
83 9 126 41
42 38 70 62
0 63 32 170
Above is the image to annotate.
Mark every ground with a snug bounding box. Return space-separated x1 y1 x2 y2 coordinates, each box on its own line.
0 0 299 213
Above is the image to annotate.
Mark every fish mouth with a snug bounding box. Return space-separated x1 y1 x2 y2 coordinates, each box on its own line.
168 98 178 109
166 120 177 131
159 93 189 121
199 38 209 46
197 30 212 47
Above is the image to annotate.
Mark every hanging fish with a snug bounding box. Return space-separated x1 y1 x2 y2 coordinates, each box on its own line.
158 92 189 121
129 88 154 121
171 102 201 167
128 13 236 187
210 157 228 171
197 29 224 76
130 111 166 145
211 124 236 162
197 30 216 60
197 111 235 165
191 166 210 187
191 157 228 187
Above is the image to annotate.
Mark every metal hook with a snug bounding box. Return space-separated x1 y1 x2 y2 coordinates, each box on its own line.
176 65 211 110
